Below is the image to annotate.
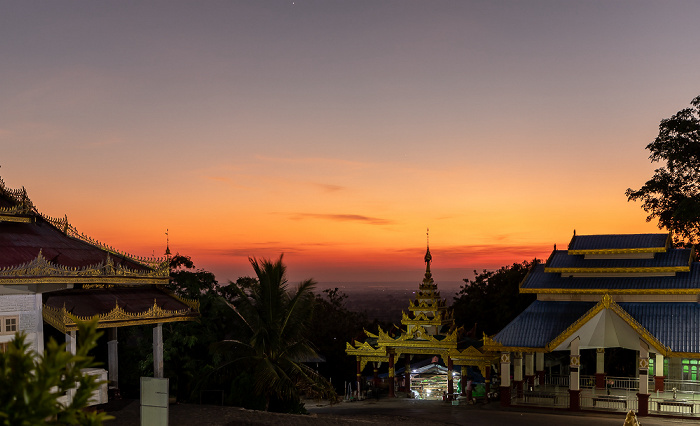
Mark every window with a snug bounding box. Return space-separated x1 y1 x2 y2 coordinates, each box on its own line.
648 358 669 376
0 342 8 353
5 317 17 332
0 316 19 335
682 359 698 381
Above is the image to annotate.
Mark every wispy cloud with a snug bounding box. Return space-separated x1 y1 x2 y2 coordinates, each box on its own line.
206 241 340 257
287 213 395 225
312 183 346 193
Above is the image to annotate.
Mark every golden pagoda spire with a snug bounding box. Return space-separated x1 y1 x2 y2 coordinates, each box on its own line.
164 229 171 259
424 228 432 280
425 228 432 269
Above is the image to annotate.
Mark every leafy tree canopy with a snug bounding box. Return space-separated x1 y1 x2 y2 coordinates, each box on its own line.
0 319 112 425
626 95 700 245
452 259 539 338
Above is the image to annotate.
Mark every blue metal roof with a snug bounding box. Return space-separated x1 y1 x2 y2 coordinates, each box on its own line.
492 301 595 348
568 234 668 251
493 300 700 353
619 302 700 353
522 263 700 291
546 249 691 269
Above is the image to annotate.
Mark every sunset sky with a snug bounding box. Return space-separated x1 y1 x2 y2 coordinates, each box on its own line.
2 1 699 286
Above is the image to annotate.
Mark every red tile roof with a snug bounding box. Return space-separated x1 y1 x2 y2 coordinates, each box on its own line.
0 219 150 271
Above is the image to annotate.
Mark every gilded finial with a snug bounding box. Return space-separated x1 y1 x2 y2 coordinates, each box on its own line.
164 229 171 258
423 228 433 278
424 229 432 264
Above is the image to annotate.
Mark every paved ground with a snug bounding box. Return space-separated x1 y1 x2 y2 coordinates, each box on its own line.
103 397 694 425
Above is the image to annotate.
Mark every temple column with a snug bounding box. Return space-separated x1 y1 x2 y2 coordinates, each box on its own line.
356 358 362 396
404 354 411 397
500 352 511 407
34 294 45 355
654 353 665 392
513 352 523 397
638 340 650 416
595 348 605 389
524 352 534 390
153 323 163 378
66 330 77 356
535 352 545 387
447 356 454 401
569 337 580 411
66 330 77 403
388 352 395 398
108 328 119 389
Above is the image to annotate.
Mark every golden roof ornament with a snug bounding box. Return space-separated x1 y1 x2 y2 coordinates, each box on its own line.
424 228 432 275
164 228 171 258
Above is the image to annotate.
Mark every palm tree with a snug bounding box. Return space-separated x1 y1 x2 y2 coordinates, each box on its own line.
218 254 335 411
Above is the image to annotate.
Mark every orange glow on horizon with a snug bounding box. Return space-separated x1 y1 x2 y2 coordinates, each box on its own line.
2 1 693 286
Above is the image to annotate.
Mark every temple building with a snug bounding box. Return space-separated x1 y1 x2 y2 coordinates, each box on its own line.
0 175 199 404
485 232 700 416
346 243 497 400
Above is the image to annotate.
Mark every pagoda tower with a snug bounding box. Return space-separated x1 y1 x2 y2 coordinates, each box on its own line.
402 243 454 336
347 238 497 400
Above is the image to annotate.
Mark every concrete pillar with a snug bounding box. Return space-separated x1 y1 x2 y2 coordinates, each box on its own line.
500 352 511 407
595 348 606 389
535 352 545 386
569 337 581 411
65 330 77 403
107 328 119 388
356 358 362 395
513 352 523 397
654 353 665 391
638 340 650 416
153 323 163 378
447 357 454 400
65 330 77 355
388 352 395 398
34 294 45 355
524 352 535 389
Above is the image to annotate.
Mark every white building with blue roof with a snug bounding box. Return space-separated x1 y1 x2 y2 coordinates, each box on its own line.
484 232 700 416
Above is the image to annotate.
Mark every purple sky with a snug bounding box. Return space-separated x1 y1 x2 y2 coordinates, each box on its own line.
2 1 699 284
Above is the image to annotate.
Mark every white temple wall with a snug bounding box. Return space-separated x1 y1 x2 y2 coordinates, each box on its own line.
0 294 44 354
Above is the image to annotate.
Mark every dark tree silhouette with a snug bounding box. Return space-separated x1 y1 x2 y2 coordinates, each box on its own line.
217 255 335 411
626 95 700 245
452 259 539 338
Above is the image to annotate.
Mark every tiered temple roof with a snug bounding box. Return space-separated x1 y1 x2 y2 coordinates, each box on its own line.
485 232 700 356
0 175 198 331
347 243 496 374
402 246 454 334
